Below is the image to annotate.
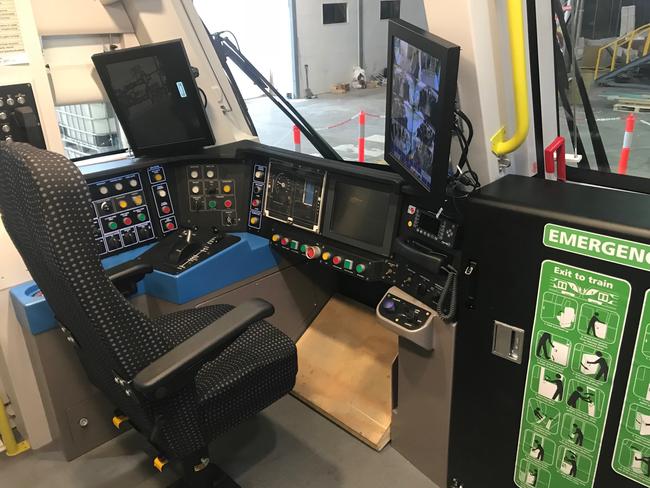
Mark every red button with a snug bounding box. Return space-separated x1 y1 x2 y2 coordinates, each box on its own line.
332 256 342 265
166 222 175 231
123 217 133 226
252 199 260 207
280 237 290 246
162 206 171 214
224 200 233 209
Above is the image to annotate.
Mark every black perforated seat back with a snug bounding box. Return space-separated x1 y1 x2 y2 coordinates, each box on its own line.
0 142 170 382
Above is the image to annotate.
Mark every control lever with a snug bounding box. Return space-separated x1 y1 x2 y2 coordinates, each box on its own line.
168 227 204 265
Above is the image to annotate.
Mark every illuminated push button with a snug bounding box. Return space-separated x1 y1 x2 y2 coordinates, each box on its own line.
162 206 171 214
129 179 138 188
271 234 281 243
322 252 331 261
108 221 118 231
191 186 201 195
223 184 232 193
132 195 143 206
0 112 7 121
206 170 215 178
6 97 14 106
158 189 168 198
99 186 109 195
407 221 413 228
251 198 261 208
280 237 290 246
165 222 176 231
224 200 233 209
208 200 217 209
332 256 342 265
1 124 10 133
190 170 200 179
154 173 163 182
249 216 259 225
254 170 264 179
300 244 307 253
16 96 25 105
290 240 300 251
355 264 366 274
118 200 128 209
123 217 133 226
305 246 321 260
115 182 124 191
344 259 354 271
137 212 147 222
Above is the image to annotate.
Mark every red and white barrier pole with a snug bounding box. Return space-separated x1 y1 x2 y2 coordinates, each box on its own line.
358 111 366 162
293 125 301 153
618 113 636 175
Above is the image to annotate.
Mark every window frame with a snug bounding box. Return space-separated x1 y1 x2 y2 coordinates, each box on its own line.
529 0 650 195
380 0 401 21
322 3 348 25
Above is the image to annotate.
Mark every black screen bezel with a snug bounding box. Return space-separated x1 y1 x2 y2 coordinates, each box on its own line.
92 39 215 158
323 173 399 257
384 19 460 204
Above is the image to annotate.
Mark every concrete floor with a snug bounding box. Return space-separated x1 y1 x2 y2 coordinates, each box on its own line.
247 88 388 164
561 85 650 178
0 395 438 488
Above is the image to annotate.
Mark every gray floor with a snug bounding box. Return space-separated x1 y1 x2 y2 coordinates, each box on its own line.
247 88 389 163
0 396 438 488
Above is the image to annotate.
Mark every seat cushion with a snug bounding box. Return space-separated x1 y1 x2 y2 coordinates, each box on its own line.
153 304 298 440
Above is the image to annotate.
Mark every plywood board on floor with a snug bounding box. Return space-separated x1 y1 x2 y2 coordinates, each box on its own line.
292 294 398 451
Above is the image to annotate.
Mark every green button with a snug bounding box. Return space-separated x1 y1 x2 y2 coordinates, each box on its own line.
137 213 147 222
208 200 217 209
356 264 366 274
300 244 307 253
108 221 118 230
290 240 299 250
344 259 353 270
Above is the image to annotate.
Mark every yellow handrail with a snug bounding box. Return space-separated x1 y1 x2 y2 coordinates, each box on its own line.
0 395 30 457
594 23 650 80
491 0 530 157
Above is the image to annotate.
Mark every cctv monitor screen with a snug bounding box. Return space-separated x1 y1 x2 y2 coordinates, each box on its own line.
385 20 459 197
92 40 215 157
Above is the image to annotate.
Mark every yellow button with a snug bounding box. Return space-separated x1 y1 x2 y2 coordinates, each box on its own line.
407 220 413 228
250 216 259 225
118 200 128 209
223 184 232 193
154 174 163 181
272 234 281 242
322 252 331 261
132 195 143 206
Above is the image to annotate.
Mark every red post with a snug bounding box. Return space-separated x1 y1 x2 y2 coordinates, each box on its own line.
293 125 301 153
358 111 366 162
618 113 636 175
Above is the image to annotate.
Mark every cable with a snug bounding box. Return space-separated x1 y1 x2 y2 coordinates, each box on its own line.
437 267 458 321
198 87 208 108
215 30 241 51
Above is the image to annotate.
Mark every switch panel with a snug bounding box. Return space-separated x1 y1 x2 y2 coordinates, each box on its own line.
0 83 45 147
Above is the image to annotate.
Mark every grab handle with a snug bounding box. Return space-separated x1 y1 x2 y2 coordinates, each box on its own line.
491 0 530 156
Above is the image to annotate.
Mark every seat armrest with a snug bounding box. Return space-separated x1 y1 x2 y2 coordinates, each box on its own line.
105 261 153 296
133 298 275 400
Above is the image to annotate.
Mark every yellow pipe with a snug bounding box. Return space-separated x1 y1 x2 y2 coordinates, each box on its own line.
0 396 30 457
491 0 530 156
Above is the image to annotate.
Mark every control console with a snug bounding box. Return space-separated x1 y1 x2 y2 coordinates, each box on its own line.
376 286 436 350
401 205 459 250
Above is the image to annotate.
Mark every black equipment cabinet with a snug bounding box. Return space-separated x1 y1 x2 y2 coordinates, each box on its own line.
449 175 650 488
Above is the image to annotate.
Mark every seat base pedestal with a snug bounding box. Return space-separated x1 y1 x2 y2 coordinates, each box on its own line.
169 464 240 488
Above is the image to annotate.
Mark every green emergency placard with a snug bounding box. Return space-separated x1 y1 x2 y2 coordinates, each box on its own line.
612 290 650 485
514 260 631 488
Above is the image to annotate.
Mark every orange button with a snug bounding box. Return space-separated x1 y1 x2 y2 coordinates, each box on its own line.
132 195 143 206
154 174 163 181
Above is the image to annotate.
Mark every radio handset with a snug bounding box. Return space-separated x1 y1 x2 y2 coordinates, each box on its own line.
393 237 447 274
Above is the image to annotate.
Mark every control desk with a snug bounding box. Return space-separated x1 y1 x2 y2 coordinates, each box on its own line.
80 142 460 316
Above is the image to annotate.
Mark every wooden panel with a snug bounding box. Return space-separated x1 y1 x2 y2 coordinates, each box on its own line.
292 294 398 451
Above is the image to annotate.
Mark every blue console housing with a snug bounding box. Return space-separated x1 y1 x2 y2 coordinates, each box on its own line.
10 234 280 335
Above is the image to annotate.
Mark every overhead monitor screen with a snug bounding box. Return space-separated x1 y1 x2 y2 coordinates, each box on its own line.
92 40 214 156
389 38 441 191
385 20 459 199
